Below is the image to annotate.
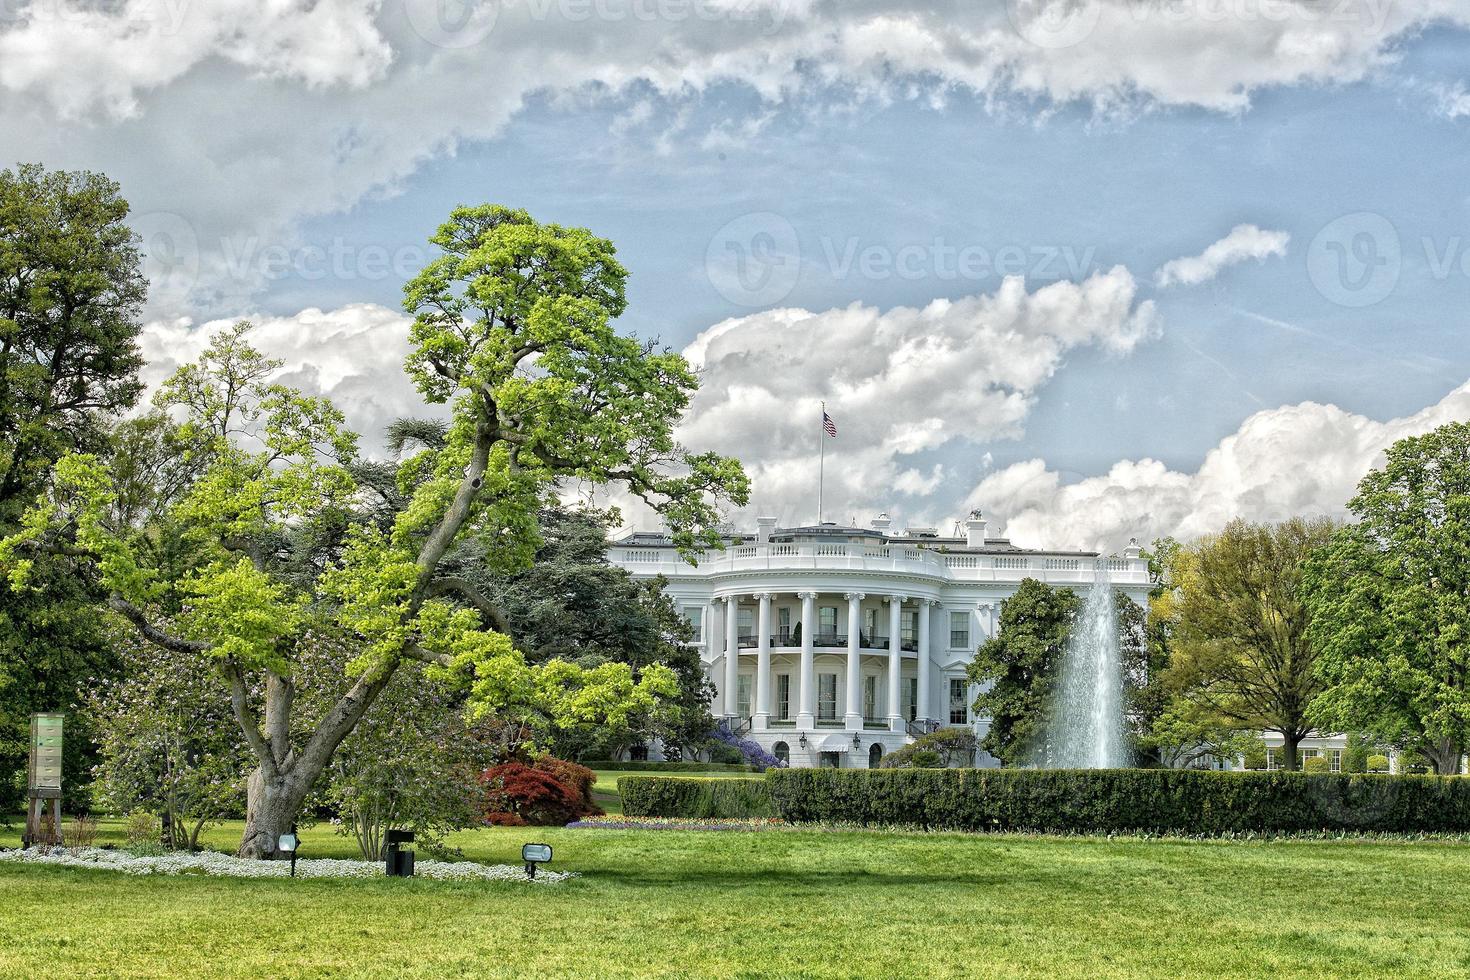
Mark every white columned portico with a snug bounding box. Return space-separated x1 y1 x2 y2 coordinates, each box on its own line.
724 596 741 718
917 598 934 723
755 593 773 729
844 592 865 730
887 595 907 731
797 591 817 727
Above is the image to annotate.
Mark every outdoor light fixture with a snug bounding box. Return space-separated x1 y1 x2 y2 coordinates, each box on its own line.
522 842 553 879
384 828 416 878
277 826 300 878
798 733 808 749
852 734 862 750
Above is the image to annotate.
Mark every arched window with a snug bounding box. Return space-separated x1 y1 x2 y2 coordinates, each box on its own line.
773 741 790 765
868 743 884 769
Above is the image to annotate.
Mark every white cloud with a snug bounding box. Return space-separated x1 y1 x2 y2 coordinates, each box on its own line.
679 266 1159 526
139 304 427 454
1 1 1463 314
965 381 1470 553
1154 224 1291 287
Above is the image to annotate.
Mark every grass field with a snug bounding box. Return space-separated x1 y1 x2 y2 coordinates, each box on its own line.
5 809 1470 978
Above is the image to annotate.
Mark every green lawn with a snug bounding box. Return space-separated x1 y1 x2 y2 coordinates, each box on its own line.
3 816 1470 978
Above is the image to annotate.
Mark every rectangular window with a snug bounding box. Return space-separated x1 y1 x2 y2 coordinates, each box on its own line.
1266 748 1277 770
901 610 918 644
949 678 969 725
904 677 918 721
863 676 878 720
949 611 970 649
1330 749 1343 772
737 606 754 639
818 673 838 721
777 674 791 720
737 675 752 719
682 606 703 642
864 608 878 642
819 606 838 635
778 607 791 644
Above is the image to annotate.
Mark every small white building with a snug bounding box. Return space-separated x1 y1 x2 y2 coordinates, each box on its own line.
608 512 1151 769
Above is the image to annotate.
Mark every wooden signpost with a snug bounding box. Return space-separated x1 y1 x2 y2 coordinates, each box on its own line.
24 713 63 848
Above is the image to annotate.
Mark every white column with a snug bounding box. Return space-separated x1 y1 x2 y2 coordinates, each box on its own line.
844 592 865 729
917 598 933 724
797 591 817 727
708 598 724 705
755 593 772 729
725 596 741 718
887 595 906 730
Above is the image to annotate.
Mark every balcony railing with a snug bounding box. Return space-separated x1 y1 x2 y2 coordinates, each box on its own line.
732 631 919 650
613 541 1149 584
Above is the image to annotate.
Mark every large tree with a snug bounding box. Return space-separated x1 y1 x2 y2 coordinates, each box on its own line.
2 204 748 857
967 578 1147 766
1166 517 1336 771
0 163 147 809
1304 423 1470 775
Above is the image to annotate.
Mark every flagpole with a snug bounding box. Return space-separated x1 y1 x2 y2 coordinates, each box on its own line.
818 401 825 525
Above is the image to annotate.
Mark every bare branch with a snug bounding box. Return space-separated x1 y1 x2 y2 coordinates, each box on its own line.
426 575 510 633
107 596 212 654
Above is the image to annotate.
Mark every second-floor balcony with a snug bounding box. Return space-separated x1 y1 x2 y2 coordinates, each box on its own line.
735 631 919 651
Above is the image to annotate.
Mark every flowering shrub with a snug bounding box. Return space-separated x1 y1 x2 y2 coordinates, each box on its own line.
0 847 577 883
481 757 601 826
710 725 785 769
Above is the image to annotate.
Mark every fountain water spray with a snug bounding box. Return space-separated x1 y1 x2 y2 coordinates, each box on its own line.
1038 561 1130 768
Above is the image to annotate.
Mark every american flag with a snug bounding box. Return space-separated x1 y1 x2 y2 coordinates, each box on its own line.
822 410 837 438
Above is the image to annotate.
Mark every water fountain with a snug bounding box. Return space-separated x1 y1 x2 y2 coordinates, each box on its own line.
1036 561 1130 769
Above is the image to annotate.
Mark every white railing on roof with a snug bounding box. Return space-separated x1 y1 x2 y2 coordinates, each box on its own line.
609 542 1149 585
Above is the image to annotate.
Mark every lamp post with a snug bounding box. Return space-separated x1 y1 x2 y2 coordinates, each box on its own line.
522 842 552 880
277 825 300 878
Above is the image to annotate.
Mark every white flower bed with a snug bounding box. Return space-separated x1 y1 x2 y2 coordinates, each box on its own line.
0 846 577 883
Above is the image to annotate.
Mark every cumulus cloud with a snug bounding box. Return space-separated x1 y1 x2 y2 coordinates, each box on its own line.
965 381 1470 553
139 304 428 454
679 266 1160 526
1 1 1463 313
1154 224 1291 287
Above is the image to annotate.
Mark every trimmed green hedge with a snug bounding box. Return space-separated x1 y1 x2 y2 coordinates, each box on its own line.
582 761 762 773
618 776 776 818
765 768 1470 834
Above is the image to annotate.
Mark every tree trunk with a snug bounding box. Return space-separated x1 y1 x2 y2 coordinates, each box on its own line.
1281 732 1302 772
1427 737 1463 776
239 767 314 860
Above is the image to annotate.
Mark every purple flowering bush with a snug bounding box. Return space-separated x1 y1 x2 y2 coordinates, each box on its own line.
710 724 785 769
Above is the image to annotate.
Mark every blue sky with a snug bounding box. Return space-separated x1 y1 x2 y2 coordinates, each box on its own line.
5 2 1470 548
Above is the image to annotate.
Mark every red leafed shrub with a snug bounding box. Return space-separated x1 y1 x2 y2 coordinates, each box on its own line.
534 757 601 816
481 757 602 827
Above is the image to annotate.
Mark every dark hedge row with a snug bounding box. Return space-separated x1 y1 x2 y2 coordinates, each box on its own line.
580 761 761 773
765 768 1470 834
618 776 776 818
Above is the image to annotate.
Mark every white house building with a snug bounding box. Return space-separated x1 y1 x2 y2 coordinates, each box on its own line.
608 512 1152 769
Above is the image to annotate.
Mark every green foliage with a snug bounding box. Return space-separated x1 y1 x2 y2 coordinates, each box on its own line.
87 630 251 850
879 728 978 768
1302 756 1329 774
0 162 146 812
1342 733 1372 774
618 775 775 818
578 760 757 772
1167 517 1337 771
967 578 1148 766
1368 754 1391 773
1241 740 1267 770
766 768 1470 834
1305 422 1470 776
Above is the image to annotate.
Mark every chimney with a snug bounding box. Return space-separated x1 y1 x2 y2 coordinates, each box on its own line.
756 516 777 543
870 512 892 533
965 509 988 548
